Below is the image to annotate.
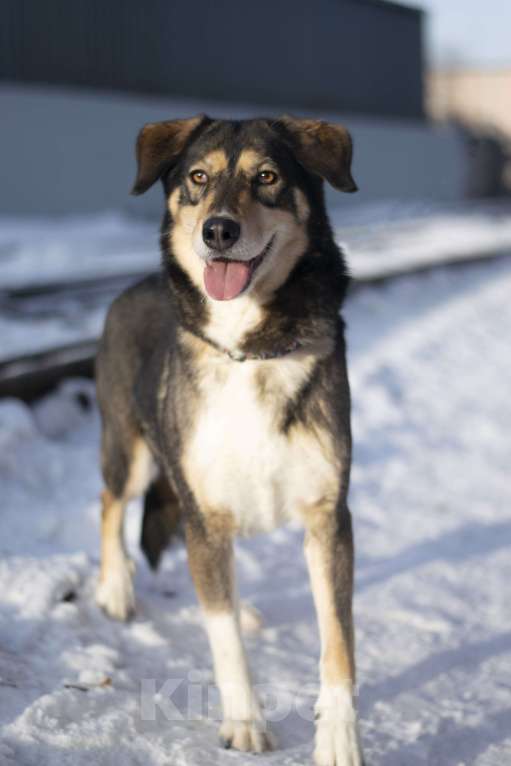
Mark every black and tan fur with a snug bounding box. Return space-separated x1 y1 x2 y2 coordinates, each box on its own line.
95 116 363 765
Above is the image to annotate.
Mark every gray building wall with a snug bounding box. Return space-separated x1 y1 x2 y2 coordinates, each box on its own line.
0 0 424 119
0 85 465 216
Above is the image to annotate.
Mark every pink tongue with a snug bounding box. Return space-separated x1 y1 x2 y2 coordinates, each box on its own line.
204 259 251 300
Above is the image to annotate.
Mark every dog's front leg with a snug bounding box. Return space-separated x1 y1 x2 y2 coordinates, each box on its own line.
304 502 364 766
185 513 273 754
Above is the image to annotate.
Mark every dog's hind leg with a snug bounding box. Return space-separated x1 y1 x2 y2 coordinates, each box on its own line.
96 433 156 621
185 512 274 754
304 502 364 766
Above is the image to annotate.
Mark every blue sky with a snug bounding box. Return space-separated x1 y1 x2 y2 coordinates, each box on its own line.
403 0 511 67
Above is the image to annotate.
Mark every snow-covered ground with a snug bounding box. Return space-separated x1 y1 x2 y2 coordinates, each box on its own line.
336 200 511 279
2 201 511 360
1 253 510 765
0 213 158 360
0 214 157 289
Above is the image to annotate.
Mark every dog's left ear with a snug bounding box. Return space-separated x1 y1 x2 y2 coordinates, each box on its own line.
276 116 358 193
131 115 208 195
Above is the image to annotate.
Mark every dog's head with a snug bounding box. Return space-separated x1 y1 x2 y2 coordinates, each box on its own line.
132 116 356 302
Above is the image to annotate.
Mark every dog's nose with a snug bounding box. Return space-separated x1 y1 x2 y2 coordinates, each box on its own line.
202 217 240 251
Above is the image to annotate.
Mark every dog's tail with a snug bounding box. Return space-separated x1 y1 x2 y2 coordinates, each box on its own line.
140 476 182 570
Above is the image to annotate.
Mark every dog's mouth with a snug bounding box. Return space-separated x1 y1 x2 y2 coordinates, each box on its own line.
203 237 274 301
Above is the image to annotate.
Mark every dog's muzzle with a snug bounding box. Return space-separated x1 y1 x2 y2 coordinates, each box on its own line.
203 236 274 301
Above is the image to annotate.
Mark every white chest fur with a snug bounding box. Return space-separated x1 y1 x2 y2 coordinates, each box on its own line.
182 352 338 535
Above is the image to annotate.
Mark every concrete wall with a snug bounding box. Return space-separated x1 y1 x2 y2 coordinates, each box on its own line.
0 85 466 216
0 0 423 119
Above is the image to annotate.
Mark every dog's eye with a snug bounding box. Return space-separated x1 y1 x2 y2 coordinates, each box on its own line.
257 170 278 185
189 169 208 185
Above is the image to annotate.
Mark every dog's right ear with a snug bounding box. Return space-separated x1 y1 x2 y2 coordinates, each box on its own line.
131 115 208 195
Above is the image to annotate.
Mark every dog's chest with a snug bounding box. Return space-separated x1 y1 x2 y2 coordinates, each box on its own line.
182 355 337 535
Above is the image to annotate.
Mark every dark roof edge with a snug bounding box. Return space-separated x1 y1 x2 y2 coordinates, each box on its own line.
344 0 424 17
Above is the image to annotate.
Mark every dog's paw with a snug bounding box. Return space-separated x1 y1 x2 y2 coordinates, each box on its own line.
313 715 363 766
313 686 363 766
95 560 135 621
219 719 275 754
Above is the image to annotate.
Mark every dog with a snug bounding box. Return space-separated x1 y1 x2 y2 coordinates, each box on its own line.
95 115 363 765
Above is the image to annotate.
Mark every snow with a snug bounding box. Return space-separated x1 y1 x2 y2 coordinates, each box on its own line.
1 253 510 764
0 212 159 361
2 201 511 360
0 213 157 289
336 202 511 280
0 311 104 363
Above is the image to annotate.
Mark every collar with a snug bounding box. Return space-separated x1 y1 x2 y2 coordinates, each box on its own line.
225 339 304 362
183 326 304 362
